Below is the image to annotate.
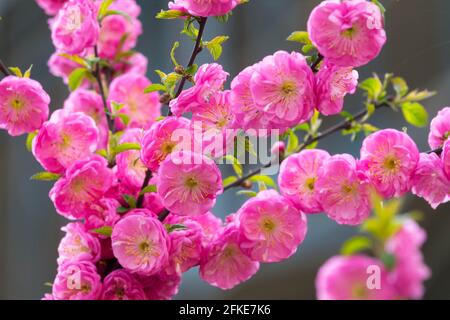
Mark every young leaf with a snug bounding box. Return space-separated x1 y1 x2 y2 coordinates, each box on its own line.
222 155 243 177
205 36 229 61
340 236 372 256
401 102 428 127
359 76 382 100
286 129 299 154
286 31 311 45
222 176 238 187
26 131 37 152
236 190 257 198
68 68 88 91
144 83 166 93
140 184 157 195
166 224 188 233
391 77 408 97
113 142 141 155
170 41 180 66
156 10 185 19
90 226 113 237
23 65 33 78
30 172 61 181
98 0 114 19
249 175 276 188
9 67 22 77
122 194 137 208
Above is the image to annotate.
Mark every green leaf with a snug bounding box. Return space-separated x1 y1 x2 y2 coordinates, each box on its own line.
380 252 396 270
166 224 188 233
156 9 185 19
140 184 157 195
170 41 180 66
113 142 141 155
223 155 243 177
223 176 238 187
144 83 166 93
30 172 61 181
401 102 428 127
98 0 114 19
286 129 299 154
116 113 130 126
122 194 137 208
249 175 276 188
391 77 408 97
371 0 386 16
236 190 257 198
215 12 232 23
26 131 37 152
340 236 373 256
68 68 89 91
185 64 198 75
117 206 129 214
58 53 87 67
286 31 311 45
403 89 436 102
103 10 132 21
90 226 113 237
359 76 383 100
205 36 229 61
23 65 33 78
8 67 22 77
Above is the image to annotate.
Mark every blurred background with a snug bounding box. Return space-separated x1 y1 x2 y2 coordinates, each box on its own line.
0 0 449 299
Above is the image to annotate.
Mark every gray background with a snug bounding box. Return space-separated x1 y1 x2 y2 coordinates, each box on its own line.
0 0 449 299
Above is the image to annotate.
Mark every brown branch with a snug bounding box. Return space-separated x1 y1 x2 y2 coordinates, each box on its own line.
0 58 11 77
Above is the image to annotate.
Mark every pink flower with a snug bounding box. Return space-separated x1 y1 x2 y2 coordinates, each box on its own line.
411 153 450 209
116 129 146 192
51 0 99 54
63 89 108 149
101 269 146 300
428 107 450 149
49 155 114 219
169 63 229 116
189 211 223 246
307 0 386 67
443 140 450 179
200 224 259 290
57 222 101 265
250 51 315 130
360 129 419 198
140 272 181 300
111 214 170 275
156 151 223 216
315 62 358 115
237 190 307 262
48 51 89 85
279 149 330 213
316 154 371 225
52 260 102 300
386 219 431 299
316 255 395 300
141 116 191 172
96 0 143 59
108 73 161 130
84 198 121 231
0 76 50 136
36 0 68 15
168 0 239 17
32 110 99 174
114 52 148 76
230 65 274 135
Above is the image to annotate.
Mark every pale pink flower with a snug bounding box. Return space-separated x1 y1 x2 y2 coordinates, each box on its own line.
36 0 68 15
386 219 431 299
316 255 395 300
200 224 259 290
48 51 89 85
51 0 99 54
111 214 170 275
250 51 315 130
278 149 330 213
141 116 191 172
32 110 99 174
157 151 223 216
428 107 450 149
411 153 450 209
108 73 161 130
116 129 146 193
49 155 114 219
316 154 371 225
57 222 101 265
0 76 50 136
237 190 307 262
307 0 386 67
52 260 102 300
443 140 450 179
360 129 419 198
140 272 181 300
84 197 121 231
101 269 146 300
168 0 239 17
63 89 108 149
315 62 358 115
169 63 229 116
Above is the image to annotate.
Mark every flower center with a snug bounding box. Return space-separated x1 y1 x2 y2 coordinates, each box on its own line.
280 80 297 98
66 7 83 32
305 177 316 191
138 241 151 253
342 27 356 38
81 283 91 294
342 184 354 195
351 284 368 299
383 156 400 171
223 245 235 258
10 97 25 111
115 286 125 299
161 141 176 155
185 177 199 189
261 217 276 233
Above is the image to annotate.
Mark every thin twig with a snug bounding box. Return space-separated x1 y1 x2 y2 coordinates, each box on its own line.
0 58 11 77
136 170 152 208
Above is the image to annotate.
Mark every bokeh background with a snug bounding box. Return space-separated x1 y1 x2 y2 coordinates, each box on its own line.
0 0 449 299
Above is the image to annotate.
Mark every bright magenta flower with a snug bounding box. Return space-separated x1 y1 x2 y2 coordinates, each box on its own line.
101 269 147 300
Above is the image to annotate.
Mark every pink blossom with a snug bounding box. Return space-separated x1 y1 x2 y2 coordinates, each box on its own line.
279 149 330 213
48 51 89 85
237 190 307 262
114 52 148 76
360 129 419 198
307 0 386 67
169 63 229 116
116 129 146 192
189 211 223 246
101 269 146 300
111 214 170 275
428 107 450 149
250 51 315 130
32 110 99 174
51 0 99 54
140 272 181 300
411 153 450 209
443 140 450 179
316 154 371 225
168 0 239 17
386 219 431 299
57 222 101 265
36 0 68 15
63 89 108 149
52 260 102 300
156 151 223 216
200 224 259 290
108 73 161 130
49 155 114 219
315 62 358 115
0 76 50 136
84 197 121 231
141 116 191 172
316 255 395 300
